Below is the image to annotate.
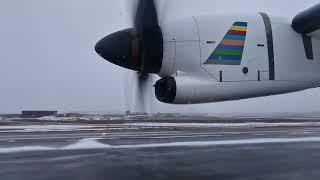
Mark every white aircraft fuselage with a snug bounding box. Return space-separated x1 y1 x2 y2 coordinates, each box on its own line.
157 13 320 104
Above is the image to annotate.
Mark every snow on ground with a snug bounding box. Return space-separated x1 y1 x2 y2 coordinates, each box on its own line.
124 122 320 128
63 138 112 150
37 116 77 121
0 146 56 153
0 115 122 122
37 116 112 121
115 137 320 149
0 125 107 133
1 121 320 133
2 137 320 153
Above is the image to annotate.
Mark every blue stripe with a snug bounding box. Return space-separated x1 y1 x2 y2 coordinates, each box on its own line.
216 44 244 51
233 22 248 27
209 55 242 61
224 34 246 41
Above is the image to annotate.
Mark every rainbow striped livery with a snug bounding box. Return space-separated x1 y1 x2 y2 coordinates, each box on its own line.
204 22 248 65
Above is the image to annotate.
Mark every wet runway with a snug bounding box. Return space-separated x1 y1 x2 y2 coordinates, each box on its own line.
1 117 320 180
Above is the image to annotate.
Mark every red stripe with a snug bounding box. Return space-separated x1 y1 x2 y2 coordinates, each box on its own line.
228 30 246 36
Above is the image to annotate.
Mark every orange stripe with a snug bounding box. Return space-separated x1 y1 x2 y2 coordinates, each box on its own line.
230 26 247 31
220 40 245 46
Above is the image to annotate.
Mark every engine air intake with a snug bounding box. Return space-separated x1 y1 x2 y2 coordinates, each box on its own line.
155 77 176 103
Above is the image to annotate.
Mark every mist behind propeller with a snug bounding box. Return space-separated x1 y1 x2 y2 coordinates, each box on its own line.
124 71 154 114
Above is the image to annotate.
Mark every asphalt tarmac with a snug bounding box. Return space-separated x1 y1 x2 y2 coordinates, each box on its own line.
1 117 320 180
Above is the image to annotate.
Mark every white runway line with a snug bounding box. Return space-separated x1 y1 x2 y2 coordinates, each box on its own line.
230 133 242 135
212 134 224 137
1 129 319 141
2 122 320 133
2 137 320 153
0 146 56 153
253 134 267 136
291 132 315 135
289 133 300 135
114 137 320 149
124 122 320 128
129 134 226 139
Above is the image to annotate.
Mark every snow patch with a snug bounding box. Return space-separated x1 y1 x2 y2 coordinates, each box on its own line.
0 146 55 153
0 138 108 153
0 125 103 132
2 137 320 153
63 138 111 150
37 116 75 121
108 117 122 120
124 122 320 128
115 137 320 149
37 115 109 121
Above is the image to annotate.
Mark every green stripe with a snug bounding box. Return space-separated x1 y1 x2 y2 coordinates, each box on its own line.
213 49 243 56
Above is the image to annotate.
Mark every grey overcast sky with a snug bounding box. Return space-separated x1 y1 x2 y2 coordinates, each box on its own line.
0 0 320 114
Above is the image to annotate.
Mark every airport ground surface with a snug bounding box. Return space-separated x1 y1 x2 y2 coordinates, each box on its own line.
1 114 320 180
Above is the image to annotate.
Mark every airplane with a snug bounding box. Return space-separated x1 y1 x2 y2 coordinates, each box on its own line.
95 0 320 106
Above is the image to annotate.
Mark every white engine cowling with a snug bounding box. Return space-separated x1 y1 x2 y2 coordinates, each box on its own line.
155 76 314 104
155 76 224 104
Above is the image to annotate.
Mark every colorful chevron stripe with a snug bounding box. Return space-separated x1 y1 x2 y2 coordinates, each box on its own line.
204 22 248 65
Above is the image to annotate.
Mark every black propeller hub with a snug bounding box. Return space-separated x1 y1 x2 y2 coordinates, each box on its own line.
95 27 163 74
95 0 163 74
95 28 142 72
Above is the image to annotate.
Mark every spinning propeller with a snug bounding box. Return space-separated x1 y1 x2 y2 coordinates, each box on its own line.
95 0 164 113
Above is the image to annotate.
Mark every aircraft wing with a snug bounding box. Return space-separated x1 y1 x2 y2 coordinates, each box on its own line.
292 3 320 38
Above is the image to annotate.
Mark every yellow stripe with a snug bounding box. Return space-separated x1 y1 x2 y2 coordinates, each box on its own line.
230 26 247 31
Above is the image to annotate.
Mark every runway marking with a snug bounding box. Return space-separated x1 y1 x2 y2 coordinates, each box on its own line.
2 137 320 153
289 133 299 135
2 122 320 133
289 131 315 135
124 122 320 128
114 129 320 137
110 137 320 149
1 129 320 141
230 133 242 135
211 134 224 137
253 134 267 136
128 134 228 139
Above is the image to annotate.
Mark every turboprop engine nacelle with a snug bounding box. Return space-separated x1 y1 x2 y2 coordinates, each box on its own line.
155 76 314 104
154 76 234 104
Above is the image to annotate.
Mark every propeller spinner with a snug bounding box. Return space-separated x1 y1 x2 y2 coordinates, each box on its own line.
95 0 163 74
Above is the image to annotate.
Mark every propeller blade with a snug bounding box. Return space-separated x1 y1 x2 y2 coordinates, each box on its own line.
129 72 155 114
124 71 153 114
135 73 150 114
134 0 160 31
96 0 164 115
133 0 163 74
